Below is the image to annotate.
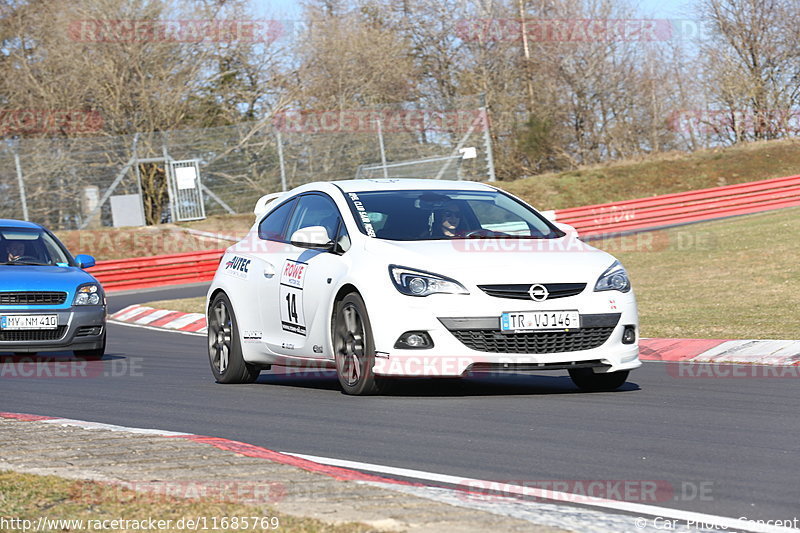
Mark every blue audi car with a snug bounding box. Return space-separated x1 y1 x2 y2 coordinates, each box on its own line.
0 219 106 358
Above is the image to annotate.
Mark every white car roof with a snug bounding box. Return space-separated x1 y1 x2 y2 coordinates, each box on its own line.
330 178 495 193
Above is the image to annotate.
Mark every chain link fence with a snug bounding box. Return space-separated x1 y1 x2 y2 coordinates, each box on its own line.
0 96 495 230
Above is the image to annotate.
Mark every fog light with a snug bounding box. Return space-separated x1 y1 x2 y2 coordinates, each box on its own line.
622 325 636 344
394 331 433 349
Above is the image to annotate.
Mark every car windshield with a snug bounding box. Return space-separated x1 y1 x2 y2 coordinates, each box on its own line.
344 189 563 241
0 227 71 266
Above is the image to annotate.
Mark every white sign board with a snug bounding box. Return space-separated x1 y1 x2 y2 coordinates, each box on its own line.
175 166 198 190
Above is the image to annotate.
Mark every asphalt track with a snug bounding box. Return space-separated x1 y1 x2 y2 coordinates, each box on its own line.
1 284 798 524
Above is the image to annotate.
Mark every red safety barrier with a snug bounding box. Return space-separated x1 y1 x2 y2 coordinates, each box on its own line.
88 249 225 292
554 174 800 236
90 174 800 292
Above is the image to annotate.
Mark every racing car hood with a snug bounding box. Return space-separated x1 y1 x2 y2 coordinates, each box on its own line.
363 235 620 285
0 265 99 293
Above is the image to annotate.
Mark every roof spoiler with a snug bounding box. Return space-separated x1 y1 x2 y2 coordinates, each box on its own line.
254 192 286 218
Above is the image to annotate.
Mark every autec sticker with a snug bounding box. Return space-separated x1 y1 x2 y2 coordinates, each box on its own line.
224 255 251 279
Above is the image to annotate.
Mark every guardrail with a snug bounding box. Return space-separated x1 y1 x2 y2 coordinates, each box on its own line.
91 174 800 292
553 174 800 237
89 249 225 292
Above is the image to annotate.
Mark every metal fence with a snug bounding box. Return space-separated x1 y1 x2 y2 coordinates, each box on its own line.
0 97 495 230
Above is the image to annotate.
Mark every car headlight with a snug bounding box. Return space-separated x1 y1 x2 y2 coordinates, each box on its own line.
594 261 631 293
74 284 103 306
389 265 469 297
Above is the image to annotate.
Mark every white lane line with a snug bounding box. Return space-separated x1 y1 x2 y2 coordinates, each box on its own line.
41 418 191 436
108 319 204 337
284 453 799 533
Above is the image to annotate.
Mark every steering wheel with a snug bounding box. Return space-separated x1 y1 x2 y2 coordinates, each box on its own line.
8 255 41 263
464 229 509 238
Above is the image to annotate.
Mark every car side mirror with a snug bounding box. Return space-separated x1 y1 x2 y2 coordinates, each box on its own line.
290 226 334 250
75 254 96 269
553 222 579 238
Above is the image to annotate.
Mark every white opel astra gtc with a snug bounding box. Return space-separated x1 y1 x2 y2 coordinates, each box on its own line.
207 179 640 395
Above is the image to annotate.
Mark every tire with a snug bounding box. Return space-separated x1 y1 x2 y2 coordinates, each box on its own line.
332 292 386 395
208 293 260 384
569 368 629 392
74 335 105 360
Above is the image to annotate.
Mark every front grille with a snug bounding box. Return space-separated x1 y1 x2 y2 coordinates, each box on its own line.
479 283 586 300
0 326 68 342
76 326 103 337
0 292 67 305
450 327 615 354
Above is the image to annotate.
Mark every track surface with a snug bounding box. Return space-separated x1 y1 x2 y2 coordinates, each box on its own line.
2 285 798 523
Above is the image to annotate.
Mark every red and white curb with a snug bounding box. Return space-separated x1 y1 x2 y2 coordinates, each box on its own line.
639 338 800 366
1 412 793 533
110 304 800 366
110 305 206 334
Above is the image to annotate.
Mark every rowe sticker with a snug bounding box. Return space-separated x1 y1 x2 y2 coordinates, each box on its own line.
280 260 307 336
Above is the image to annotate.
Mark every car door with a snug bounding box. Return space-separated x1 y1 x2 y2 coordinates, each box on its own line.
254 197 298 353
273 193 350 358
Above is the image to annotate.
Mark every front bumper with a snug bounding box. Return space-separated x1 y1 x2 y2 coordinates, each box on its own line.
365 289 640 377
0 306 106 353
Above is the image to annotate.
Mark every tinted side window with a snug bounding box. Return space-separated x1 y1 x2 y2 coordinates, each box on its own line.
258 199 296 241
285 194 342 241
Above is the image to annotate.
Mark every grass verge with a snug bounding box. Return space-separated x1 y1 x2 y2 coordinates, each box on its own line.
0 471 373 533
141 208 800 340
498 137 800 210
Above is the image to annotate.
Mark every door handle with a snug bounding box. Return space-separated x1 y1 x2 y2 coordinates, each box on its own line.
263 262 276 278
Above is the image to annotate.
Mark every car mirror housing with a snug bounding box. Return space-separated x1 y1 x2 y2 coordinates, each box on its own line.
553 222 579 238
290 226 334 250
74 254 96 269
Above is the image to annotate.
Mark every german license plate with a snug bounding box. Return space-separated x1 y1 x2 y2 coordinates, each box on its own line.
501 311 580 332
0 315 58 330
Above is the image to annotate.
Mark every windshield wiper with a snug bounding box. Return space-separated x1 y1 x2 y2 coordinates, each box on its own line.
1 260 49 266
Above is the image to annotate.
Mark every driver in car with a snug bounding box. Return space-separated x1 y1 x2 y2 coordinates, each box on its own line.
431 201 466 238
5 241 25 262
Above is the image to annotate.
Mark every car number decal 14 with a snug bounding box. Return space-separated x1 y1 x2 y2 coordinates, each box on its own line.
279 259 307 336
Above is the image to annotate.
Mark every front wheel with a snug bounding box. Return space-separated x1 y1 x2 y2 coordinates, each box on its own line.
208 293 260 384
333 293 386 395
569 368 629 392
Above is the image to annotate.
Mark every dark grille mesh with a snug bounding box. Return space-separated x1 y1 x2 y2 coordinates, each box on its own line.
450 327 615 354
0 292 67 305
478 283 586 300
0 326 67 342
